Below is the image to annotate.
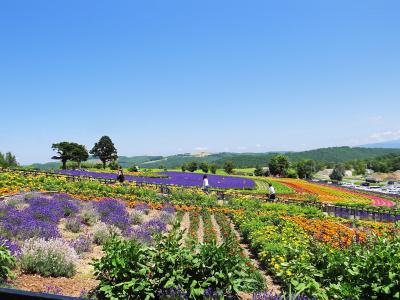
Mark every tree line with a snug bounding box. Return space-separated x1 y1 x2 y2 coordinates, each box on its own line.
179 152 400 181
51 136 118 170
181 161 235 174
0 152 18 168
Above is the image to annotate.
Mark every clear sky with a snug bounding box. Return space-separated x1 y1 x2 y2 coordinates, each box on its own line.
1 1 399 164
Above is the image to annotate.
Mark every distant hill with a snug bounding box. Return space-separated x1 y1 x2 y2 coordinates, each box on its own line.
360 139 400 149
26 147 400 170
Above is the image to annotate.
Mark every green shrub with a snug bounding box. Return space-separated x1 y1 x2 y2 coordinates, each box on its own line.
93 224 264 299
92 222 122 245
20 238 78 277
0 244 15 282
65 217 82 233
80 204 99 226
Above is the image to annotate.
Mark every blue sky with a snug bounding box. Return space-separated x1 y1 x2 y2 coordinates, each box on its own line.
1 1 399 164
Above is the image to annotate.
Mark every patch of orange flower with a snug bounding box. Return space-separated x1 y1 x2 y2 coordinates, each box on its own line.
284 216 366 248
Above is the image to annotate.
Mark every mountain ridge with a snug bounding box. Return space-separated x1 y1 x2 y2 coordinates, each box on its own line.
26 146 400 170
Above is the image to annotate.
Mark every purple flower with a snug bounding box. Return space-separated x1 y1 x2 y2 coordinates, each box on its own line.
0 237 20 256
0 206 60 240
160 204 176 214
142 219 167 234
70 234 93 254
134 203 150 212
43 285 62 295
57 170 255 189
132 227 153 244
94 199 131 234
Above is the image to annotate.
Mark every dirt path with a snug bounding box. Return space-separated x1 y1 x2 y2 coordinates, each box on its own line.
211 214 222 245
13 274 98 297
180 212 190 244
197 216 204 244
229 221 281 295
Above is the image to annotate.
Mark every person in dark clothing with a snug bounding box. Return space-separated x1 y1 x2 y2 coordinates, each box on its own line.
117 166 125 183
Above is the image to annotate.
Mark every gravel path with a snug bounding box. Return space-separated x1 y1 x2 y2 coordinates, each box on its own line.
197 216 204 244
229 220 281 295
211 214 223 245
180 212 190 244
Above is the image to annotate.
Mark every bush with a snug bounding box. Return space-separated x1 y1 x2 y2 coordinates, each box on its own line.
129 211 144 225
80 204 99 226
20 238 78 277
286 168 298 178
92 222 122 245
186 161 198 172
71 234 93 255
95 199 131 234
93 225 264 299
223 161 234 174
159 211 174 224
0 243 16 282
4 195 25 207
134 203 150 215
199 162 209 173
65 217 82 233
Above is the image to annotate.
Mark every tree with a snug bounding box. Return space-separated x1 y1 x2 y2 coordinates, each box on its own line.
353 161 367 175
199 162 209 173
268 155 290 177
296 159 316 179
70 144 89 169
223 161 234 174
186 161 198 172
254 165 264 176
52 142 76 170
181 163 187 172
90 136 118 169
0 152 18 168
330 165 344 182
210 164 217 174
286 168 298 178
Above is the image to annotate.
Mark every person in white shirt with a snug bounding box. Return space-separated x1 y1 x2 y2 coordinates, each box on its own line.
268 183 276 200
202 175 210 192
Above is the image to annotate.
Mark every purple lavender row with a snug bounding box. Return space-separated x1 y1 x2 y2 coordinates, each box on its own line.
56 170 255 189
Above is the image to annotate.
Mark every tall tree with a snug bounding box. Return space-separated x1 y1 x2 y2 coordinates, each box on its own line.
0 152 18 168
268 154 290 177
254 165 264 176
223 161 234 174
70 143 89 169
51 142 76 170
330 164 345 182
5 152 18 167
199 162 209 173
90 136 118 169
209 164 217 174
186 161 198 172
296 159 316 179
181 163 187 172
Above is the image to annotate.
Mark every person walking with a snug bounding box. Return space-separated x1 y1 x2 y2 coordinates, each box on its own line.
117 166 125 183
202 174 210 193
268 183 276 200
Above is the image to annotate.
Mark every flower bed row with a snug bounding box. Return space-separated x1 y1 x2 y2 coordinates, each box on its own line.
232 199 399 299
271 178 397 206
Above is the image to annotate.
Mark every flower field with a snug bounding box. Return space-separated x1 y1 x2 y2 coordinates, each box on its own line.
57 170 256 189
270 178 397 207
1 171 400 299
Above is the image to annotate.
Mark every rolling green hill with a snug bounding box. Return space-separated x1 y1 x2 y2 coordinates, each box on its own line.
25 147 400 170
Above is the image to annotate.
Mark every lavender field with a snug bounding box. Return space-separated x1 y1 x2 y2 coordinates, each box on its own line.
57 170 256 189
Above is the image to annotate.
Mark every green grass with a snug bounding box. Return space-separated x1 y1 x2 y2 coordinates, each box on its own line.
254 177 295 194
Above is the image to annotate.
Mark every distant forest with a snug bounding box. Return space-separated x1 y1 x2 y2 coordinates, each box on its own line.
26 146 400 170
